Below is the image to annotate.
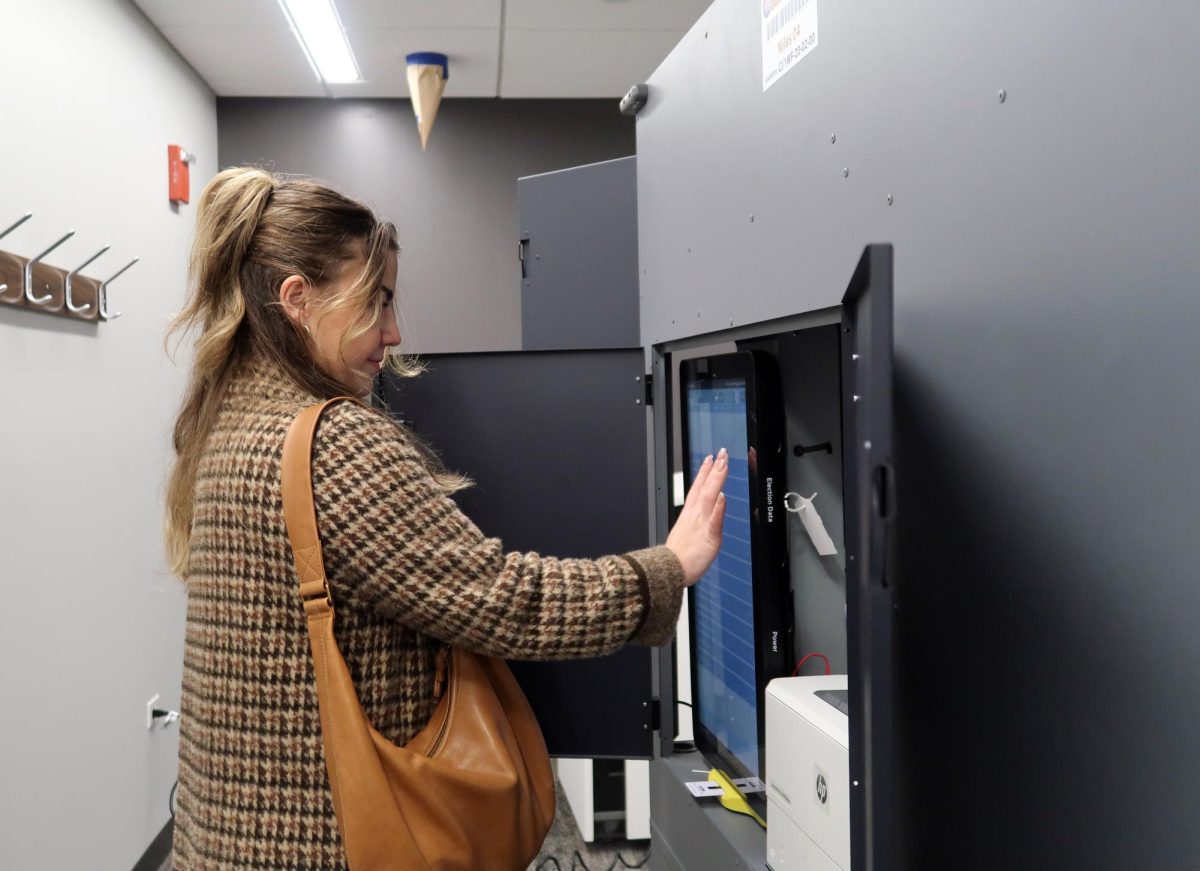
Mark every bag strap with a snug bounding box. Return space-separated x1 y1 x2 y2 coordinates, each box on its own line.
280 397 364 619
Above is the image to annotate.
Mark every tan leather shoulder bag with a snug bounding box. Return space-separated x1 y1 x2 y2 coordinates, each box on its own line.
281 398 556 870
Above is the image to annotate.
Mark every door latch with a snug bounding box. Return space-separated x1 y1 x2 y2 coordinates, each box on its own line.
518 238 530 279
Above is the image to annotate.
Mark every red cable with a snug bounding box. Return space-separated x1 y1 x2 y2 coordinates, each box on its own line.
792 652 832 676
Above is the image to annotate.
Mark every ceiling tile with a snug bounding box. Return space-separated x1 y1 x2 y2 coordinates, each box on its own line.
335 0 501 30
206 78 326 98
133 0 283 28
160 26 322 95
504 0 711 31
330 28 500 98
500 28 685 98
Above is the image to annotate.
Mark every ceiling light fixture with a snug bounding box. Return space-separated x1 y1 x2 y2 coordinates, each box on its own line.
276 0 361 84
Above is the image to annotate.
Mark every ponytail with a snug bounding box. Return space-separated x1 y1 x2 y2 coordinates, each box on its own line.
164 169 274 577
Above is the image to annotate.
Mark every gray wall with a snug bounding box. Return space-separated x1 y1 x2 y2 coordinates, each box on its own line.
0 0 216 867
218 98 635 354
638 1 1200 868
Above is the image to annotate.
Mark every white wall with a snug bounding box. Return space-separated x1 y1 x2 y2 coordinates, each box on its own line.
0 1 215 867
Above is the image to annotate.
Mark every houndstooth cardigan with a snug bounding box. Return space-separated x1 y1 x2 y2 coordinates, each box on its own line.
171 356 684 870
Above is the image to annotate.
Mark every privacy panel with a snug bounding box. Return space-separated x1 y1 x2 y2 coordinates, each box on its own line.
381 349 655 758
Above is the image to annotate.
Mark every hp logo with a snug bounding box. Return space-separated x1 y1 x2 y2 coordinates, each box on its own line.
815 772 829 805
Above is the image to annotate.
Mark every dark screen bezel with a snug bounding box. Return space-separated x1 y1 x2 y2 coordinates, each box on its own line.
679 351 791 805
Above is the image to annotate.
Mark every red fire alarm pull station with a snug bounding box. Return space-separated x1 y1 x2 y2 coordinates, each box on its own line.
168 144 193 204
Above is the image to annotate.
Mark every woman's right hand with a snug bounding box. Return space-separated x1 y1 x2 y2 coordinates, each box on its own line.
665 448 730 586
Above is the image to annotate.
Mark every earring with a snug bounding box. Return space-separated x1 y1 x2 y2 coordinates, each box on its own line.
302 322 311 335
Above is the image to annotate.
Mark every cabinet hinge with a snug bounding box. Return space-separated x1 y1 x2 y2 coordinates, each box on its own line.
643 373 654 406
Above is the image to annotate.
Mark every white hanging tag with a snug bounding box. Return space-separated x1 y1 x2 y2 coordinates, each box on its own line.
684 777 766 798
785 492 838 556
685 780 727 798
731 776 766 795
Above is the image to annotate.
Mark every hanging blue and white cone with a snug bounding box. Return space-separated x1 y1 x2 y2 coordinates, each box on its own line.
405 52 449 150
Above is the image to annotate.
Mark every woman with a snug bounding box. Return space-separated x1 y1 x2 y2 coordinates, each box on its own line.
165 167 729 869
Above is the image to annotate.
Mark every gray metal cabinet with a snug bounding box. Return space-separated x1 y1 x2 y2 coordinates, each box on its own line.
635 1 1200 869
518 156 640 351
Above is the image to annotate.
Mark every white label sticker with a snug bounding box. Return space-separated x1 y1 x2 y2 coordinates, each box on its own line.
673 471 686 507
762 0 818 92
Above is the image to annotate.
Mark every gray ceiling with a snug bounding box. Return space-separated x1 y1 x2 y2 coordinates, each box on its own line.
133 0 712 99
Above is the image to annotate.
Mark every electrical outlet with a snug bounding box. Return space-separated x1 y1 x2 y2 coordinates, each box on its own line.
146 694 160 730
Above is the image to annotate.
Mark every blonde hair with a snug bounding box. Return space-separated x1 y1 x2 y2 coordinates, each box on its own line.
165 167 467 579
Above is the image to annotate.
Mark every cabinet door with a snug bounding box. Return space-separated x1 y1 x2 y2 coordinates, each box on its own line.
518 156 640 351
380 349 656 758
840 244 896 871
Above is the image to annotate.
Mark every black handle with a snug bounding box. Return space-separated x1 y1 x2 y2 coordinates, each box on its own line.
793 441 833 457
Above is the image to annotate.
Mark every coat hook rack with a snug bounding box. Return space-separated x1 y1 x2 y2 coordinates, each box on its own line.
793 441 833 457
0 212 136 324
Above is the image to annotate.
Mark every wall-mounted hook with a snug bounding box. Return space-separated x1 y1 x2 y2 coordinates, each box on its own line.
0 213 32 243
0 213 33 300
65 245 109 316
24 230 74 305
98 257 138 321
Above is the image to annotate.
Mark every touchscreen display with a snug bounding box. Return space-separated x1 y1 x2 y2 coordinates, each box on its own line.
686 378 760 777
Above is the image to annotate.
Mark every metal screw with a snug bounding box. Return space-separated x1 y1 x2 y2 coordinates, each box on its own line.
853 394 861 402
830 133 837 144
843 167 849 178
635 376 642 382
636 399 642 405
852 353 860 360
864 440 872 450
887 194 893 205
998 89 1007 103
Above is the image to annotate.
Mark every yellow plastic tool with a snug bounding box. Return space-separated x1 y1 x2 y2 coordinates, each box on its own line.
709 768 766 829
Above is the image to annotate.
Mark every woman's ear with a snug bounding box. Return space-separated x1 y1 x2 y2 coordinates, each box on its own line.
278 274 309 327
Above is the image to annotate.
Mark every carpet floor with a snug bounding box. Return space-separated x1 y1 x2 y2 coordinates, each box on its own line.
527 777 651 871
156 776 652 871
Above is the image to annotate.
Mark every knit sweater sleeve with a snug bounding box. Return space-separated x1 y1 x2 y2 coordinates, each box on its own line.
307 402 684 658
